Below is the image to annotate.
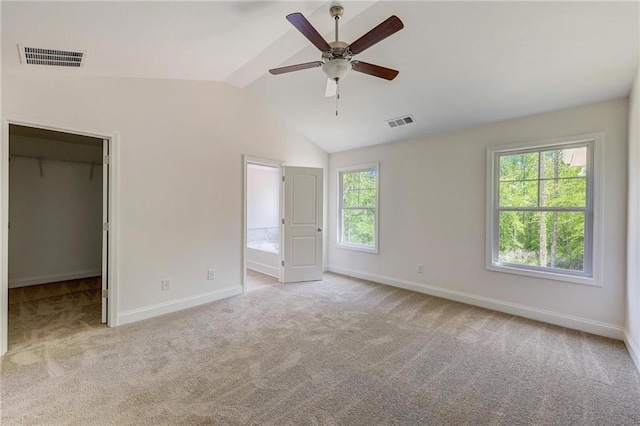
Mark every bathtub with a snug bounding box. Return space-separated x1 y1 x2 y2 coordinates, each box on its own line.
246 242 280 278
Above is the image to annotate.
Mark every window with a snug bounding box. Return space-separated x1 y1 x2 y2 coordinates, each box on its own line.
486 134 601 285
338 164 379 253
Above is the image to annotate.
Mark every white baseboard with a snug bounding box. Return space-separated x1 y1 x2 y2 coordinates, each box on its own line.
247 260 279 278
328 265 625 340
625 331 640 373
9 269 102 288
117 285 242 326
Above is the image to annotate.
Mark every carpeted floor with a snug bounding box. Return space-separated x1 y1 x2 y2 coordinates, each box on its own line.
1 272 639 425
246 269 280 292
8 277 104 349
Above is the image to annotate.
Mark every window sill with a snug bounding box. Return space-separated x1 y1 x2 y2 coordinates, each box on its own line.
336 243 379 254
486 263 600 287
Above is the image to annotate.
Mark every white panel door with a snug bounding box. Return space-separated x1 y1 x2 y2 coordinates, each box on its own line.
101 139 108 324
282 166 323 282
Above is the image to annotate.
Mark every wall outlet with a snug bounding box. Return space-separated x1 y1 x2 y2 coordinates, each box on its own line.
161 279 170 291
207 269 215 280
417 264 424 274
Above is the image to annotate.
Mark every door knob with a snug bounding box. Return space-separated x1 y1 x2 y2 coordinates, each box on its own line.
317 228 322 232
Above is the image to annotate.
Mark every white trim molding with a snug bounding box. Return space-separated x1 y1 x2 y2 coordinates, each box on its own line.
0 121 8 355
625 331 640 373
328 265 624 340
118 285 242 325
246 261 280 279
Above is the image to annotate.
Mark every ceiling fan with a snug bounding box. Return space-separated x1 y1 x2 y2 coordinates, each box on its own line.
269 5 404 114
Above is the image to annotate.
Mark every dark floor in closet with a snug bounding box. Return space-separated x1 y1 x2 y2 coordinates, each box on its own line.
8 277 104 349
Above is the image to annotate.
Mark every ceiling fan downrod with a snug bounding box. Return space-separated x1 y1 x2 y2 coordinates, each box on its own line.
331 5 344 116
330 5 343 42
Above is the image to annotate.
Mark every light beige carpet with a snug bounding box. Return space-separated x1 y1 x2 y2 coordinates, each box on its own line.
246 269 279 293
1 272 639 425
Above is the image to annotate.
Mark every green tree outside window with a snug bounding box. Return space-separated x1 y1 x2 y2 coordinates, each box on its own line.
339 166 378 249
497 145 589 272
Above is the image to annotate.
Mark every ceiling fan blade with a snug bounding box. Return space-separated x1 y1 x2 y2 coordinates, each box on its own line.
324 78 337 97
286 13 332 52
348 15 404 55
352 61 399 80
269 61 324 75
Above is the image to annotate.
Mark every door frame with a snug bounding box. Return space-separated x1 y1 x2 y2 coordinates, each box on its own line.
242 155 284 293
0 116 120 356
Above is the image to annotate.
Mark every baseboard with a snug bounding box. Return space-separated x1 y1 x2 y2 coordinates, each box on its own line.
625 331 640 373
9 269 102 288
117 285 242 326
247 260 279 278
328 265 624 340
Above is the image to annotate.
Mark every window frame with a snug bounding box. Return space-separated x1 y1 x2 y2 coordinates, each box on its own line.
336 163 380 254
486 133 603 286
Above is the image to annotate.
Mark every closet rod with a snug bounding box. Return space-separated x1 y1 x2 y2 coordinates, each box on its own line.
9 154 102 166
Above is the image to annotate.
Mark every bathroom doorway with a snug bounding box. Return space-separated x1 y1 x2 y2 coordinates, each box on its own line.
242 155 324 293
243 157 283 292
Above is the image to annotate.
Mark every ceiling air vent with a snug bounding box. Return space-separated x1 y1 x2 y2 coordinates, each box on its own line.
18 45 86 67
386 115 415 128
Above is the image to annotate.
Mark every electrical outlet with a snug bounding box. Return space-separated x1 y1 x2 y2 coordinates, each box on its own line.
207 269 215 280
161 279 170 291
417 264 424 274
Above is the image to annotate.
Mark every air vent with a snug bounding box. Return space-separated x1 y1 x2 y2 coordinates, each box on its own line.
18 45 86 67
386 115 415 128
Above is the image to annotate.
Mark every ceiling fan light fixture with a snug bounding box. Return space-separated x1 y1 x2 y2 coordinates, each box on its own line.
322 58 351 82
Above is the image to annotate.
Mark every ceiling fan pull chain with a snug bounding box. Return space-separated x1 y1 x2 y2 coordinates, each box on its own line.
336 80 340 116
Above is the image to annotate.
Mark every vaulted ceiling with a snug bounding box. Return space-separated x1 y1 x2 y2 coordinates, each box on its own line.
2 1 638 153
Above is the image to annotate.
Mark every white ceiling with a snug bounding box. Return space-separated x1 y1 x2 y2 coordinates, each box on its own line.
2 1 639 153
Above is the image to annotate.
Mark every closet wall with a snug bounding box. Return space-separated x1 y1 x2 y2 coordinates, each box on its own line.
9 133 103 288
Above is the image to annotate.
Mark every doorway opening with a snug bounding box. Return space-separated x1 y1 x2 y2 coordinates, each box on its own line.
244 158 283 293
4 123 110 352
243 156 324 292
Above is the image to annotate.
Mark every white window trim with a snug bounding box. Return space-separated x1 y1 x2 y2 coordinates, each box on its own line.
336 163 380 254
485 133 603 286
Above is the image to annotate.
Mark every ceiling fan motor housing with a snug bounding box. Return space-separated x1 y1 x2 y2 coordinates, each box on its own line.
330 5 344 19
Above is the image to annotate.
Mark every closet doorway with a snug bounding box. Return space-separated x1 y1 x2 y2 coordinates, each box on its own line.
4 124 110 351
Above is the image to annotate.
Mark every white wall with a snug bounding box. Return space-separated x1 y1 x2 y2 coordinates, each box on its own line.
329 98 628 339
627 65 640 369
2 74 328 323
9 149 102 287
247 165 280 231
